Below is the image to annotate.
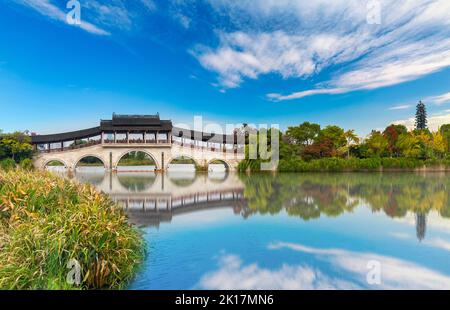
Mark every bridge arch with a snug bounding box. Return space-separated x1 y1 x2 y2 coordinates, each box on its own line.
42 158 69 170
114 149 159 171
207 159 231 171
75 154 107 170
166 155 199 171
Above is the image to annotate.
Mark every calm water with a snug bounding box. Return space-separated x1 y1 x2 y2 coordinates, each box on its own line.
67 169 450 290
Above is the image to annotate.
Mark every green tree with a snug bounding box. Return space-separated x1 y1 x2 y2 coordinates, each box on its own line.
318 125 346 153
285 122 321 147
415 101 427 130
383 124 407 157
0 131 33 162
343 130 360 159
365 131 388 157
396 133 421 158
440 124 450 153
431 131 446 158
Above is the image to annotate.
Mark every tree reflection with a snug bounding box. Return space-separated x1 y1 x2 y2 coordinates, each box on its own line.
238 173 450 240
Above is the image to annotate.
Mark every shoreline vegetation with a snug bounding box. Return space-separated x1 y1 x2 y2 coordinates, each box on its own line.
238 103 450 172
0 168 144 289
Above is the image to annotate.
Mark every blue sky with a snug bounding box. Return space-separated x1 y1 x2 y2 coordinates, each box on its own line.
1 0 450 136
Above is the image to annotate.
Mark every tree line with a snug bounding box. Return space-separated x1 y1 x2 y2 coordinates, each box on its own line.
239 102 450 171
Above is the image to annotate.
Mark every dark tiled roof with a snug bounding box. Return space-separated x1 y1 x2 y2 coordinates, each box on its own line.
31 127 102 144
31 114 240 144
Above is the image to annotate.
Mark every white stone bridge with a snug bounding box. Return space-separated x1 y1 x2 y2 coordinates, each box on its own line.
31 114 245 171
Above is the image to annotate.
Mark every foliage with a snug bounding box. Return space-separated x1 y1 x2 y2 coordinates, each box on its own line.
240 102 450 170
285 122 320 147
118 151 156 166
364 131 389 157
415 101 427 130
278 157 448 172
18 158 33 170
0 169 144 289
0 158 16 171
0 132 33 163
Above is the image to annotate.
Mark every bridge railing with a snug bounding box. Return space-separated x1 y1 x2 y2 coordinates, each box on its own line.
171 139 244 154
39 140 102 153
37 138 243 154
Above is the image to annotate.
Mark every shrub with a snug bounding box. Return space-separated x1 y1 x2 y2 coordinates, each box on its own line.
0 169 144 289
0 158 16 170
19 158 33 170
237 159 262 172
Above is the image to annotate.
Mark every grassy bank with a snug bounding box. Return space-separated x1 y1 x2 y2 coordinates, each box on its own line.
0 169 144 289
278 157 450 172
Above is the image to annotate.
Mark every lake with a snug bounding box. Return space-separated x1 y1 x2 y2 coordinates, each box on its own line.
69 170 450 290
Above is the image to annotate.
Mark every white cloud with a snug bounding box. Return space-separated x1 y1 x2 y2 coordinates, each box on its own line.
14 0 110 35
195 0 450 99
394 113 450 131
140 0 156 12
388 104 413 111
428 92 450 105
83 0 133 32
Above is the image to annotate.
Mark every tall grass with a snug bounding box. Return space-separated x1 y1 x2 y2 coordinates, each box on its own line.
0 169 144 289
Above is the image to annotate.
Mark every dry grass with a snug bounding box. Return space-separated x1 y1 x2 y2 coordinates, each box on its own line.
0 169 144 289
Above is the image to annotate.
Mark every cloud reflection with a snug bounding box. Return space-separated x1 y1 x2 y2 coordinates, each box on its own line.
198 243 450 290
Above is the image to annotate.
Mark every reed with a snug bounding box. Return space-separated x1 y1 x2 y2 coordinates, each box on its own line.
0 168 144 289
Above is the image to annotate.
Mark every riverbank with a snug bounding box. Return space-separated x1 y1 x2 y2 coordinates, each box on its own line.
0 168 144 289
277 158 450 172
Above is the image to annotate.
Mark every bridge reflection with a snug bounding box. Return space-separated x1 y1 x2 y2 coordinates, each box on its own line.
70 171 248 228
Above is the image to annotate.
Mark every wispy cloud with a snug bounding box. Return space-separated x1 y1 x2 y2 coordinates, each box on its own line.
14 0 110 35
394 113 450 131
140 0 156 12
428 92 450 105
388 104 413 111
194 1 450 99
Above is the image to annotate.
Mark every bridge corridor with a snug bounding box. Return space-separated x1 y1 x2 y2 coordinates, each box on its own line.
31 114 245 171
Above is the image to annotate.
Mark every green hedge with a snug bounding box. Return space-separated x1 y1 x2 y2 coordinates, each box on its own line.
277 157 450 172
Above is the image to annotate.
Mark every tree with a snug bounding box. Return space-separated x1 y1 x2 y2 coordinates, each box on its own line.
415 101 427 130
440 124 450 153
414 130 433 159
383 124 408 157
396 133 421 158
302 138 335 160
318 126 346 150
365 131 388 157
285 122 321 147
431 131 446 158
0 131 33 162
343 130 360 159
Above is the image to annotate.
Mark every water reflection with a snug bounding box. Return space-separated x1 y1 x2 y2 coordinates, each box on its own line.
67 170 450 289
69 171 450 242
